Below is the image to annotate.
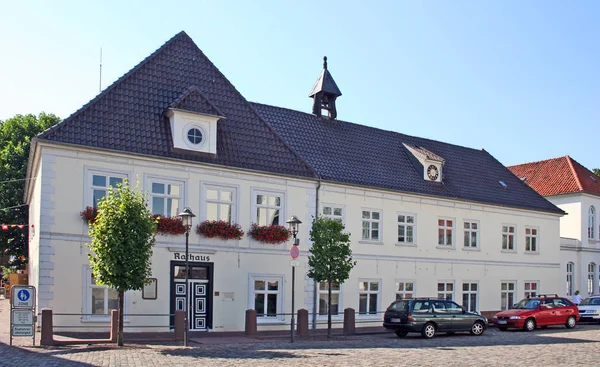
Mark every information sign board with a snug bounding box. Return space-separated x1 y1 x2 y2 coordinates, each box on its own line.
12 309 33 325
12 325 33 337
10 285 36 346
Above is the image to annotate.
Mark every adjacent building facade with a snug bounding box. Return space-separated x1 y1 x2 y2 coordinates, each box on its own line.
509 156 600 299
25 32 564 333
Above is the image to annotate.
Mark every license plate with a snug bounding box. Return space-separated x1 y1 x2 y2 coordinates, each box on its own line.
497 320 507 325
391 318 401 322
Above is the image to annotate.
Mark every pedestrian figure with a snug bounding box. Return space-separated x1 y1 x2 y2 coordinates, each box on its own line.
573 290 583 305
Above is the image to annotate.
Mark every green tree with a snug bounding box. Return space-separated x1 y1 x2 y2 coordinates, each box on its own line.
593 168 600 177
307 216 356 338
87 181 156 346
0 113 60 268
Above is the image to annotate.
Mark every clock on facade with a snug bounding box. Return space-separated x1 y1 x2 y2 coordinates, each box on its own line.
427 165 439 181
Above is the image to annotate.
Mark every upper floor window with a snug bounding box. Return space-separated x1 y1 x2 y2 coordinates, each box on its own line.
91 174 124 207
589 206 596 239
438 219 454 247
204 185 235 222
254 191 283 226
502 225 516 251
463 221 479 248
361 210 381 241
150 181 182 217
397 214 415 244
322 205 343 223
525 227 538 253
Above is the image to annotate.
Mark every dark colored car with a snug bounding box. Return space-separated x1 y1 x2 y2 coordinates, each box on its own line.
492 294 580 331
383 298 488 338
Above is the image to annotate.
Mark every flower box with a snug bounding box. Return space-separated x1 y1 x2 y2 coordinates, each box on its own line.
248 223 290 244
152 215 186 235
196 220 244 240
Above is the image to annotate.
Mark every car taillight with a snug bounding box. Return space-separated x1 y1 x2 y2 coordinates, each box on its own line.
407 313 413 322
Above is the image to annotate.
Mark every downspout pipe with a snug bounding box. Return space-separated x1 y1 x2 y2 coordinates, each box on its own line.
312 179 321 330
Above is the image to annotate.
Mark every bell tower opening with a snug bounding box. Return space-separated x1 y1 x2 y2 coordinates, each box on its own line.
309 56 342 119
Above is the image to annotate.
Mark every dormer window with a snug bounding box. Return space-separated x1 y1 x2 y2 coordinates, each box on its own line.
186 127 204 146
403 143 445 183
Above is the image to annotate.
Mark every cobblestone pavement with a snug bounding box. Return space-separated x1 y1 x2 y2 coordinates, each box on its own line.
2 298 600 366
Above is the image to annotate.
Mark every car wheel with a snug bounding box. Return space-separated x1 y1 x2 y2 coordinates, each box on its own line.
566 316 576 329
524 318 536 332
498 327 508 331
395 330 408 337
421 323 436 339
470 321 485 336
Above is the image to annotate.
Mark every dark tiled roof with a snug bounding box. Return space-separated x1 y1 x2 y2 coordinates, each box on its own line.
309 69 342 97
251 103 564 214
37 32 316 179
509 156 600 197
169 86 225 117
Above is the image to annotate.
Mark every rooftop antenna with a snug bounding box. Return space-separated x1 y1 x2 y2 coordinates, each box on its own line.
99 48 102 93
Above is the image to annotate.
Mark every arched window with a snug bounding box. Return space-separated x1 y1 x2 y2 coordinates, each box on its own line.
589 206 596 239
566 262 574 296
589 263 597 295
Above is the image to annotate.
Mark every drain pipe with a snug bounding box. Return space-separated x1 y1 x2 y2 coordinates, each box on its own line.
312 180 321 330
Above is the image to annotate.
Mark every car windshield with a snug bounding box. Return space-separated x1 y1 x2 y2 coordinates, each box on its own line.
388 301 409 311
513 299 541 309
580 297 600 306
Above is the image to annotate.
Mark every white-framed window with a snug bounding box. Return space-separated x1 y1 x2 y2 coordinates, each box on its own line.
322 204 344 224
437 219 454 247
501 281 516 310
253 190 284 226
249 275 284 321
83 268 124 321
566 262 574 296
395 281 415 300
203 184 236 222
358 280 380 315
318 282 341 316
524 281 539 298
588 263 596 295
397 214 415 244
462 282 478 312
437 282 454 300
149 180 183 217
525 227 538 253
502 225 516 251
361 210 381 241
463 221 479 248
89 173 126 207
589 206 596 239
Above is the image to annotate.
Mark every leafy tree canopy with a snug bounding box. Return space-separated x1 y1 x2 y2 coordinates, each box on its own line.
0 113 60 268
307 217 356 284
593 168 600 177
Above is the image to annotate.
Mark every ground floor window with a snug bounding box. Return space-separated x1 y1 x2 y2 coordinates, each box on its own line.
358 280 380 315
319 282 341 316
437 282 454 301
251 275 283 320
501 281 516 310
395 281 415 300
524 281 539 298
84 268 120 319
462 283 478 312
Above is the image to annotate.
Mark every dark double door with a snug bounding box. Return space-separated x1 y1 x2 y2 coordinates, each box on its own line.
170 261 213 331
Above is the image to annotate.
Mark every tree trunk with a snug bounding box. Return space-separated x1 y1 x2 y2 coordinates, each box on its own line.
118 290 124 346
327 281 332 338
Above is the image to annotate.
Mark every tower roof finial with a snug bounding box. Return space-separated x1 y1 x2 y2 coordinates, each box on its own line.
323 56 327 70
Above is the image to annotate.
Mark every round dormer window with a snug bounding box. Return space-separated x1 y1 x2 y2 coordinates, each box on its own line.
187 128 203 145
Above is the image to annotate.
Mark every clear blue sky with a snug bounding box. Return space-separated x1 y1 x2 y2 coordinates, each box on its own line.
1 1 599 169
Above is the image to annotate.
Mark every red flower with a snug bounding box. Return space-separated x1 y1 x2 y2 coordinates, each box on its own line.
152 215 186 235
248 223 290 244
80 206 98 224
196 220 244 240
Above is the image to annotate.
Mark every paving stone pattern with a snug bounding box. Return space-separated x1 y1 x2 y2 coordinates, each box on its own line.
1 299 600 366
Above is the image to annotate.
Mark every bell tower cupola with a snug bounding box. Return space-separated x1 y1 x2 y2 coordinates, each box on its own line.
309 56 342 119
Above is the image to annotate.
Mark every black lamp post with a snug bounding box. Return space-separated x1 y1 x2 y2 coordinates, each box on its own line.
178 207 195 347
286 215 302 343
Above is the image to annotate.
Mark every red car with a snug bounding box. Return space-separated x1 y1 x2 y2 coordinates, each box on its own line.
492 294 579 331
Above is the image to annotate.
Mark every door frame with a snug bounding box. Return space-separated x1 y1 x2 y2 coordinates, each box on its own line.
169 261 214 330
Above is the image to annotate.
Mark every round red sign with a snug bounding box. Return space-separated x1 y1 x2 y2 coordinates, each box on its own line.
290 246 300 259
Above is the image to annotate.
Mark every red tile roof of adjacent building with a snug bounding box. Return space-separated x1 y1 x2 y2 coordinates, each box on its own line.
508 156 600 197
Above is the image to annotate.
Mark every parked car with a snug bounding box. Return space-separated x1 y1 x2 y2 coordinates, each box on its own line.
492 294 579 331
383 298 488 338
578 295 600 323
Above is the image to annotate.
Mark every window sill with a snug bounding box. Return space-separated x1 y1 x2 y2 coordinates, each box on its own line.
317 315 342 319
462 247 481 252
501 249 517 253
396 242 417 247
356 314 381 320
436 246 456 250
524 251 540 255
359 240 384 245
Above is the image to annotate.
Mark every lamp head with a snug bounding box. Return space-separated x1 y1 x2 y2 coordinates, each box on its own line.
286 215 302 236
178 207 196 229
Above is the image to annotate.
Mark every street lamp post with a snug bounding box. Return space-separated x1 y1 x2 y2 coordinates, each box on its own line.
286 215 302 343
178 207 195 347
